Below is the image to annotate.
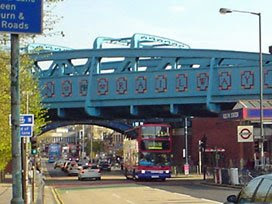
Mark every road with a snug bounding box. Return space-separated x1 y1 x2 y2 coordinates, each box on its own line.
43 160 240 204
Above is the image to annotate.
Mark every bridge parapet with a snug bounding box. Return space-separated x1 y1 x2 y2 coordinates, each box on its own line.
30 39 272 119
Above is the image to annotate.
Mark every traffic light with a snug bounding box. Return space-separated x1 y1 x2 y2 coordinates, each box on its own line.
199 134 207 152
31 137 38 154
254 141 259 153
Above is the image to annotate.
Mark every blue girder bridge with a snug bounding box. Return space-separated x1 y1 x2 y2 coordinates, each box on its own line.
30 34 272 131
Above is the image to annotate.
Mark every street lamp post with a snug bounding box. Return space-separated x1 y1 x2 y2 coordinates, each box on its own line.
185 117 189 165
219 8 264 169
22 91 32 204
184 116 193 175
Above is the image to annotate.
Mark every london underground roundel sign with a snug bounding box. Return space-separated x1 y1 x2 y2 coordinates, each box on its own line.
237 126 254 142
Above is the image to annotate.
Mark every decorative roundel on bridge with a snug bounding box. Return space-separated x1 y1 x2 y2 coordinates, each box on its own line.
135 76 147 94
196 73 209 91
155 75 167 93
219 71 232 90
176 74 188 92
79 80 88 96
264 70 272 88
241 71 254 89
116 77 128 95
43 81 55 98
61 80 72 97
97 78 109 95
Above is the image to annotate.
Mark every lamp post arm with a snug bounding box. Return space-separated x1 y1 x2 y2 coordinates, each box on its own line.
231 9 260 16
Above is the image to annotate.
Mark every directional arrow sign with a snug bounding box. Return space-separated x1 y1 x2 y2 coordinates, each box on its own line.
9 114 34 126
20 114 34 126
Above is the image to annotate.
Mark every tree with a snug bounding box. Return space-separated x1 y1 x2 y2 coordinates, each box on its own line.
0 0 64 175
86 140 105 159
0 51 11 172
0 50 48 173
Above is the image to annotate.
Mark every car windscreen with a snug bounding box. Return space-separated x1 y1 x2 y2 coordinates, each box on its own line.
237 178 263 203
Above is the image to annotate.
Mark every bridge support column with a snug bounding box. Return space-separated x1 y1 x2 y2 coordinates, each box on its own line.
57 108 66 118
130 105 138 115
170 104 179 115
85 106 101 117
207 58 221 113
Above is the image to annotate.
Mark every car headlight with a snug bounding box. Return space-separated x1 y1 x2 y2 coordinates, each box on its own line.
165 170 170 174
141 170 145 174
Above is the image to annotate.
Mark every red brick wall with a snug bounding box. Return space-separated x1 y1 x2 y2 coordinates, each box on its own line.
191 117 254 168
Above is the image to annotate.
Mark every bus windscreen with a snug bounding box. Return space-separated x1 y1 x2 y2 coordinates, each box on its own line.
141 126 170 138
139 152 170 166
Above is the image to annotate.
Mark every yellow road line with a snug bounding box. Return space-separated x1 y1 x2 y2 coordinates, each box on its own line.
51 187 64 204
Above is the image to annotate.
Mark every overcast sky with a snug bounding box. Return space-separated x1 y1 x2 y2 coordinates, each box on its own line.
36 0 272 53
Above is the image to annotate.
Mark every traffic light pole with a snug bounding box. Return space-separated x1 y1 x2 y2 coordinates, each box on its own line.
22 138 29 204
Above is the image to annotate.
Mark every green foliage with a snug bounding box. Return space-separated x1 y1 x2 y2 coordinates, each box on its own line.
0 51 11 171
86 140 105 156
0 0 64 171
20 55 49 135
0 50 48 171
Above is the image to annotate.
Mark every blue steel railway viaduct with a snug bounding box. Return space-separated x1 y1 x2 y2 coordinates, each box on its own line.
29 34 272 133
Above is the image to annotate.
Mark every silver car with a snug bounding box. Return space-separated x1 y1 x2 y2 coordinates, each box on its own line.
78 165 101 181
67 162 80 176
226 173 272 203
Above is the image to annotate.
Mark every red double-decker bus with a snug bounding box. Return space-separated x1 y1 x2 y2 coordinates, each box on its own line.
123 123 172 181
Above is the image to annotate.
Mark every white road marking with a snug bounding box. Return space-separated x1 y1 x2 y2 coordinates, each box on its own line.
112 193 121 199
126 199 135 204
145 185 220 203
201 198 221 203
173 192 192 197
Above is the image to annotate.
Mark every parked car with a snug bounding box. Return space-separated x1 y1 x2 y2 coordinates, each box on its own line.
225 173 272 203
99 161 111 171
78 165 101 181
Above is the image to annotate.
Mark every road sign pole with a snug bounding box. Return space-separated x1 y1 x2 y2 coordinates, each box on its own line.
10 34 24 204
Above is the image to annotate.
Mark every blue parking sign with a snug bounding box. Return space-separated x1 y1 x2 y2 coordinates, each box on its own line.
20 125 33 137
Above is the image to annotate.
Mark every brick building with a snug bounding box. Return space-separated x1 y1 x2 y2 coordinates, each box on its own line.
191 117 255 169
190 100 272 170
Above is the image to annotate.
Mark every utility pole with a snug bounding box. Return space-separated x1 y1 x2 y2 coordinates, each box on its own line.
90 133 93 163
184 117 189 175
198 140 202 174
82 125 85 159
11 34 24 204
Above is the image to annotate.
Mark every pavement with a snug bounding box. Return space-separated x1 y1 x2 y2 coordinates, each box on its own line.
0 171 59 204
0 181 12 204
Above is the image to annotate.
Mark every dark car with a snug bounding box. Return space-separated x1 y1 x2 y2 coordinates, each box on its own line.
99 161 111 171
225 173 272 203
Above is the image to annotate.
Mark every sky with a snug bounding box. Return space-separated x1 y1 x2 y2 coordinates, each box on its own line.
36 0 272 53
